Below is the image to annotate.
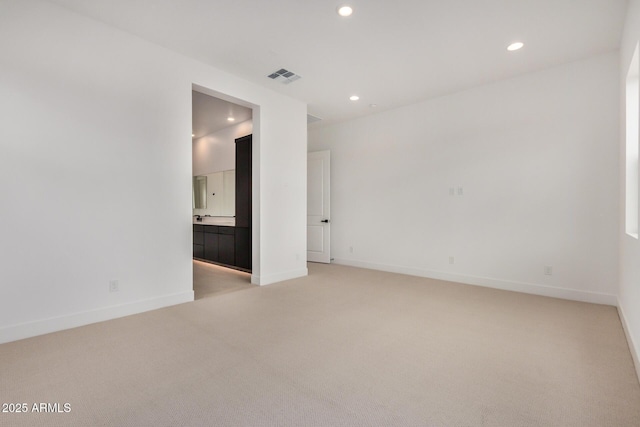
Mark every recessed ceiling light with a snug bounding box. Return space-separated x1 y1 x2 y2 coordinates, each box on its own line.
507 42 524 51
349 95 359 101
337 5 353 17
227 117 235 122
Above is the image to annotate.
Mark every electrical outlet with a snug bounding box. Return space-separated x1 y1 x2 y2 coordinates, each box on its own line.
449 187 455 196
109 280 119 292
349 246 353 254
544 266 553 276
457 186 464 196
449 256 455 264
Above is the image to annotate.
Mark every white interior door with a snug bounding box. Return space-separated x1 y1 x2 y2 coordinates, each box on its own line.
307 150 330 263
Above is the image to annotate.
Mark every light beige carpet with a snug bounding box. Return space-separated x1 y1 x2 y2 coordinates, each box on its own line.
1 262 639 426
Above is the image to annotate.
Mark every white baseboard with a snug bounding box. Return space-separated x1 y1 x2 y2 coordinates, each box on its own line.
252 268 308 286
0 291 194 345
617 300 640 385
332 258 617 306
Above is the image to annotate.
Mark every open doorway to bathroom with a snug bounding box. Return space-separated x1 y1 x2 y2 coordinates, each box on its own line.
191 86 255 299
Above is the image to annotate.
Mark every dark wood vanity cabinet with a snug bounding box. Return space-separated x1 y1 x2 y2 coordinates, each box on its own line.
193 225 235 267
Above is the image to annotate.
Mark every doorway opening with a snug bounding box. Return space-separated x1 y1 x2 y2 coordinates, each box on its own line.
191 84 258 298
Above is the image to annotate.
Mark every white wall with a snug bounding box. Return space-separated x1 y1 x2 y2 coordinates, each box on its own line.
192 119 252 176
619 0 640 382
0 0 307 344
309 52 619 304
256 97 309 284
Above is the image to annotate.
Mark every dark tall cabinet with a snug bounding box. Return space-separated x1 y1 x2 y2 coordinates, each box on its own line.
235 135 252 270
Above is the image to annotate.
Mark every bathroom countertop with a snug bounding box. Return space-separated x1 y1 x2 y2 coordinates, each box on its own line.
193 217 236 227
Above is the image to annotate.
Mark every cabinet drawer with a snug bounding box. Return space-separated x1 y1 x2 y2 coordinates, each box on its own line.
193 231 204 245
193 244 204 259
218 234 235 265
219 226 235 235
193 224 204 232
203 225 219 233
204 233 219 261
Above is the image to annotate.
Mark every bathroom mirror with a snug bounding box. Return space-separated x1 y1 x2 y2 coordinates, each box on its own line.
192 170 235 216
193 175 207 209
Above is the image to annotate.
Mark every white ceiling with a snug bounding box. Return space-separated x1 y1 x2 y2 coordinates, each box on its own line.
192 91 252 139
50 0 628 127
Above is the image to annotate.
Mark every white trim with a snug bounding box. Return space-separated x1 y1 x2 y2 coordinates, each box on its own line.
0 291 194 345
618 299 640 385
251 268 308 286
332 258 617 306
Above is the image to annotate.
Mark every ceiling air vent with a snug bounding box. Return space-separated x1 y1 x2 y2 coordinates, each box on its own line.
267 68 301 85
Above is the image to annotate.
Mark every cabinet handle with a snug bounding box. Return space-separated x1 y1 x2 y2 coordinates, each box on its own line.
321 219 329 223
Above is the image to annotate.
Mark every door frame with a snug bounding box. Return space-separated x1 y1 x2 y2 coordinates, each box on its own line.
307 150 331 263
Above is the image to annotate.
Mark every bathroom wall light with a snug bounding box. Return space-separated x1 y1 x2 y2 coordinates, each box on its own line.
227 117 235 122
349 95 359 101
